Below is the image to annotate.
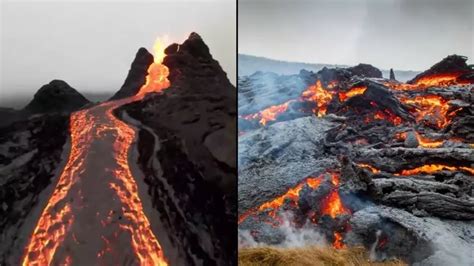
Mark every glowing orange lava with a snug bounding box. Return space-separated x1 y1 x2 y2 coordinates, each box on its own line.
399 94 454 129
238 175 324 224
357 163 381 174
414 72 469 87
241 101 292 126
333 232 345 249
384 72 470 91
300 80 334 117
240 80 335 125
21 111 94 265
321 190 350 219
338 86 367 102
22 38 170 265
396 164 474 176
364 109 402 126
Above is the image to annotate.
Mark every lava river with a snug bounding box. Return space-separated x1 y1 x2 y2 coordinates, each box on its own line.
21 39 170 265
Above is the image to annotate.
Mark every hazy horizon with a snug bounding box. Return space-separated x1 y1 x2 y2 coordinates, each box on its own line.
238 53 423 72
239 0 473 72
0 0 236 108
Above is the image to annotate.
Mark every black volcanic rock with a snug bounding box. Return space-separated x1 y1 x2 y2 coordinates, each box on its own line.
390 68 396 80
347 63 383 78
117 32 236 265
0 113 69 264
110 47 154 100
316 67 352 83
23 80 89 114
408 54 473 84
316 63 382 83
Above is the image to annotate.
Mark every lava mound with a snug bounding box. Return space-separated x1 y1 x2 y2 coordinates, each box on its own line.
23 80 90 114
408 54 474 84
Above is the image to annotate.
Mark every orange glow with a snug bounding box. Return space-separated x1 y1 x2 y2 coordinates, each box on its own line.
137 38 170 97
365 109 403 126
105 104 167 265
320 190 350 219
399 94 454 129
238 175 324 224
396 164 474 176
384 72 470 91
22 110 94 266
23 37 170 265
241 101 292 126
338 86 367 102
333 232 345 249
300 80 334 117
357 163 381 174
240 80 334 125
414 72 469 87
256 176 323 218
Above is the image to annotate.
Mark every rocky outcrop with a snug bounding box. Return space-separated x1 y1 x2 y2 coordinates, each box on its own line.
23 80 89 114
117 32 236 265
389 68 396 80
408 54 473 84
0 114 69 264
110 48 154 100
238 116 336 213
347 63 383 79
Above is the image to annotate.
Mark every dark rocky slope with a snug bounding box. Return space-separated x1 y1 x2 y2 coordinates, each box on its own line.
117 33 236 265
0 80 89 263
110 48 154 100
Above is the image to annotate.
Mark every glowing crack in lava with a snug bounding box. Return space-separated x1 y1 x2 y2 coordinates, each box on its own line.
399 94 456 129
22 38 170 265
240 80 335 126
357 163 474 176
384 72 470 91
338 85 367 102
300 80 334 117
364 109 403 126
396 164 474 176
240 101 293 126
238 172 350 249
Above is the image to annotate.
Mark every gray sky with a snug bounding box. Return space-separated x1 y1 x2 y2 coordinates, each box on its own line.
239 0 473 71
0 0 236 106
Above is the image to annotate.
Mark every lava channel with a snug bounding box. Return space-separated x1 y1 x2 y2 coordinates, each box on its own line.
22 38 170 266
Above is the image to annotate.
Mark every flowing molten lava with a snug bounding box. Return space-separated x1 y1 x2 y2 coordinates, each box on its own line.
338 85 367 102
397 164 474 176
384 72 470 91
399 94 454 129
357 163 381 174
300 80 334 117
241 101 292 126
238 172 350 249
240 80 335 126
364 109 402 126
238 175 324 224
333 232 345 249
357 162 474 176
22 38 170 265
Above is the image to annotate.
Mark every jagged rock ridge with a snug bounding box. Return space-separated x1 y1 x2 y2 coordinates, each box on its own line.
117 32 236 265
